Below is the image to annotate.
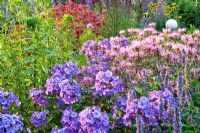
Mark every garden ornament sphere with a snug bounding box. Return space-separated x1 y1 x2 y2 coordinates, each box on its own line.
165 19 178 30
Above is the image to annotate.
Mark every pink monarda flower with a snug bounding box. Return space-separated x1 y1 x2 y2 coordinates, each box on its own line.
87 23 94 29
119 61 132 70
177 28 186 35
165 43 173 50
188 48 197 56
128 28 141 35
168 32 180 39
128 28 133 34
181 35 198 47
143 28 157 35
193 30 200 38
137 31 146 39
162 28 171 34
148 22 156 28
153 36 165 45
124 49 136 58
131 41 141 51
119 30 126 37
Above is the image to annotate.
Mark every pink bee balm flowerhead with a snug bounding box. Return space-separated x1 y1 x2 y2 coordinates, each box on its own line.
87 23 93 29
119 30 126 37
128 28 133 33
177 28 186 34
168 32 180 39
148 22 156 28
193 30 200 37
162 28 171 34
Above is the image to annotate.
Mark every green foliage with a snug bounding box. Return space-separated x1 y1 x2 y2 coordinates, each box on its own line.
168 0 200 28
27 17 38 29
146 2 180 30
0 8 83 131
101 7 140 37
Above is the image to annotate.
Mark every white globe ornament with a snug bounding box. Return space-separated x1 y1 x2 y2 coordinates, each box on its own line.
165 19 178 30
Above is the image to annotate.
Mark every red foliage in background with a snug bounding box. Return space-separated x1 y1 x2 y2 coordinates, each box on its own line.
52 2 106 39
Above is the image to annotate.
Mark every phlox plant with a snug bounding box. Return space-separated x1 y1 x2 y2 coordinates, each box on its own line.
16 23 199 132
0 5 87 131
0 88 23 132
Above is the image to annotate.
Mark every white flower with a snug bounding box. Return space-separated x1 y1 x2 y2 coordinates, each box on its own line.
165 19 178 30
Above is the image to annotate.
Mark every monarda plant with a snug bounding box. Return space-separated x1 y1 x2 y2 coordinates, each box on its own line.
51 1 106 39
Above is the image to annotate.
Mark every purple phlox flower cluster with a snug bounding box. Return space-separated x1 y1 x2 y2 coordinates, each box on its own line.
124 88 178 127
112 96 127 127
98 39 111 50
110 36 129 49
61 107 81 132
30 110 49 128
81 40 98 60
46 62 79 95
79 106 110 132
94 70 125 96
78 66 96 86
81 40 111 65
59 80 81 105
0 113 23 133
0 88 21 111
50 62 79 80
78 62 110 88
29 88 48 107
113 96 127 118
45 62 81 105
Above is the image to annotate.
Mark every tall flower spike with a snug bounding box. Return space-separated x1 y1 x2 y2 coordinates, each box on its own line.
127 89 135 107
136 115 144 133
176 71 184 105
173 106 182 133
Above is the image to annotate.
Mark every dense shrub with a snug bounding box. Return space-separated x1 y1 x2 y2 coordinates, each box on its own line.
168 0 200 28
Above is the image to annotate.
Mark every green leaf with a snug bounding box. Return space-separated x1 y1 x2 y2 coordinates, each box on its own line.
134 87 143 94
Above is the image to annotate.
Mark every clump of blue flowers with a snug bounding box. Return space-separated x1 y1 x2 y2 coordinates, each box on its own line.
30 88 48 107
79 106 110 132
0 88 21 111
94 70 125 96
45 62 81 105
61 107 81 132
112 96 127 127
0 113 24 132
0 88 23 132
30 110 49 128
46 62 79 95
124 88 178 129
